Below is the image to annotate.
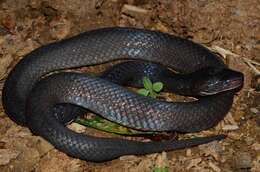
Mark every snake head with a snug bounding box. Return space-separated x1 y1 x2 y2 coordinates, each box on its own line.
192 67 244 96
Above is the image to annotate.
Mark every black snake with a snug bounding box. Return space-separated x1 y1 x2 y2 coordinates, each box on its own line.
2 27 243 161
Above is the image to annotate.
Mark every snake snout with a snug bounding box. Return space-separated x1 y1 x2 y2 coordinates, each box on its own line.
194 68 244 96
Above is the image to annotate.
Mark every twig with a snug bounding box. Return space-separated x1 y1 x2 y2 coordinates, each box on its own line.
208 45 260 75
242 58 260 66
209 45 239 59
243 58 260 75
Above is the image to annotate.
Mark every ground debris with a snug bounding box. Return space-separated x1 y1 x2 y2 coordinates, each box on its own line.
0 54 13 80
208 161 221 172
186 157 202 170
250 107 259 114
154 152 168 170
251 143 260 151
199 141 223 161
222 124 239 131
234 152 252 170
251 154 260 172
0 149 20 165
121 4 149 17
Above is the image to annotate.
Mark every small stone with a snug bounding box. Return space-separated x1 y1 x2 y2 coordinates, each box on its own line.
186 149 192 157
250 107 259 114
251 143 260 151
234 152 252 169
222 124 239 131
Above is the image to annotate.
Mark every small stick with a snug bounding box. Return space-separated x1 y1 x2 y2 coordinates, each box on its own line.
242 58 260 66
208 45 260 75
243 58 260 75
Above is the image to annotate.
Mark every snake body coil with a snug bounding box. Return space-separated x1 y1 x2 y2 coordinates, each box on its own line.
2 27 243 161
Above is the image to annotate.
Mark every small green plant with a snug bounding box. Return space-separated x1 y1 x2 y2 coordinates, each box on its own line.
75 116 155 135
137 76 164 98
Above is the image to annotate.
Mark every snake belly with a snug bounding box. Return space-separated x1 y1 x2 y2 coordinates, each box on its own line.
2 27 236 161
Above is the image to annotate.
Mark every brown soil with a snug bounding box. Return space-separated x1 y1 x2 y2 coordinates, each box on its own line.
0 0 259 172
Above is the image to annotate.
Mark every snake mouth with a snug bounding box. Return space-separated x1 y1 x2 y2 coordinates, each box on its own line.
221 77 243 91
200 76 244 96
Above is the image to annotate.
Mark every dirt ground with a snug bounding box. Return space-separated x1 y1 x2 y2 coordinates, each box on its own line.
0 0 259 171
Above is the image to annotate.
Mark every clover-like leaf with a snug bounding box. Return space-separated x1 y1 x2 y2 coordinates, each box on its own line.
143 76 153 90
137 88 150 96
152 82 163 92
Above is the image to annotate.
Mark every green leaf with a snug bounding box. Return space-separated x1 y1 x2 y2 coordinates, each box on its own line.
150 91 158 98
75 117 156 135
137 88 149 96
152 82 163 92
143 76 153 90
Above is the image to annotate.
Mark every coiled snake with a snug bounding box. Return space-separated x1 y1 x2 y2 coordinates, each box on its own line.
2 27 243 161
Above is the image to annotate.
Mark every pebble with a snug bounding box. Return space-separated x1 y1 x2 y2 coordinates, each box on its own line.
251 143 260 151
186 149 192 157
250 107 259 114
